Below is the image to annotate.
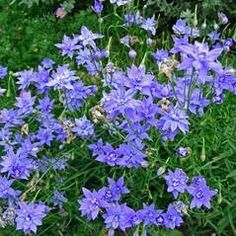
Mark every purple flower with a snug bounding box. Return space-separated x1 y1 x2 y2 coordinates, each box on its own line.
158 107 190 137
187 176 217 209
163 204 183 229
107 177 129 200
79 187 106 220
135 97 159 126
0 65 7 79
55 35 81 58
34 67 51 94
78 26 103 49
15 69 36 90
36 96 54 114
141 15 157 35
122 122 150 149
179 41 223 81
134 11 143 25
175 77 210 115
164 169 189 198
88 139 105 156
102 203 134 230
41 58 54 69
72 116 94 138
138 203 163 226
47 65 78 90
120 35 131 47
18 137 39 157
0 177 19 200
76 46 105 75
64 82 97 111
222 38 234 52
16 201 48 234
36 128 54 146
15 90 36 116
102 86 140 120
51 190 68 209
213 93 225 104
208 31 221 43
214 67 236 95
1 149 32 180
126 65 154 92
171 35 189 54
94 143 121 166
152 49 169 64
76 47 92 65
172 19 190 35
142 81 172 99
124 13 135 26
92 0 103 14
116 144 147 168
0 108 23 128
176 147 190 157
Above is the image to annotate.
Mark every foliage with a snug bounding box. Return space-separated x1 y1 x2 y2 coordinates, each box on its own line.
144 0 236 27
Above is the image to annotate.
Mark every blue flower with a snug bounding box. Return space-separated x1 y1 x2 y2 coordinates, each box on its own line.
16 201 48 234
72 116 94 139
116 143 147 168
0 177 20 200
164 169 189 198
107 177 129 200
187 176 217 209
1 149 32 180
55 35 81 58
92 0 103 14
47 65 78 90
163 204 183 229
94 143 121 166
51 190 68 209
102 86 140 120
15 69 36 90
158 107 190 139
172 19 190 35
79 187 107 220
152 49 169 64
179 41 223 82
102 203 134 230
78 26 103 49
141 15 157 35
138 203 163 226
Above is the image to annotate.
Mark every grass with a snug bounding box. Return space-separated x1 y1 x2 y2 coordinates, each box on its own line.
0 1 236 236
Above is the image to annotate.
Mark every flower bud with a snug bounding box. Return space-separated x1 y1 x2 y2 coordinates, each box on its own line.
128 49 137 60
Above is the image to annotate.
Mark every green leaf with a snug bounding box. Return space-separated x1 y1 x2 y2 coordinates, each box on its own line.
227 170 236 178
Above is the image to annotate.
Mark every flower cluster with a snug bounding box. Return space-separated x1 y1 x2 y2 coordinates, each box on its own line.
124 11 157 35
0 36 97 233
79 171 217 234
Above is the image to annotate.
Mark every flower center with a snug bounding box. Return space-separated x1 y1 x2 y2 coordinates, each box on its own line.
196 190 204 199
172 179 180 187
